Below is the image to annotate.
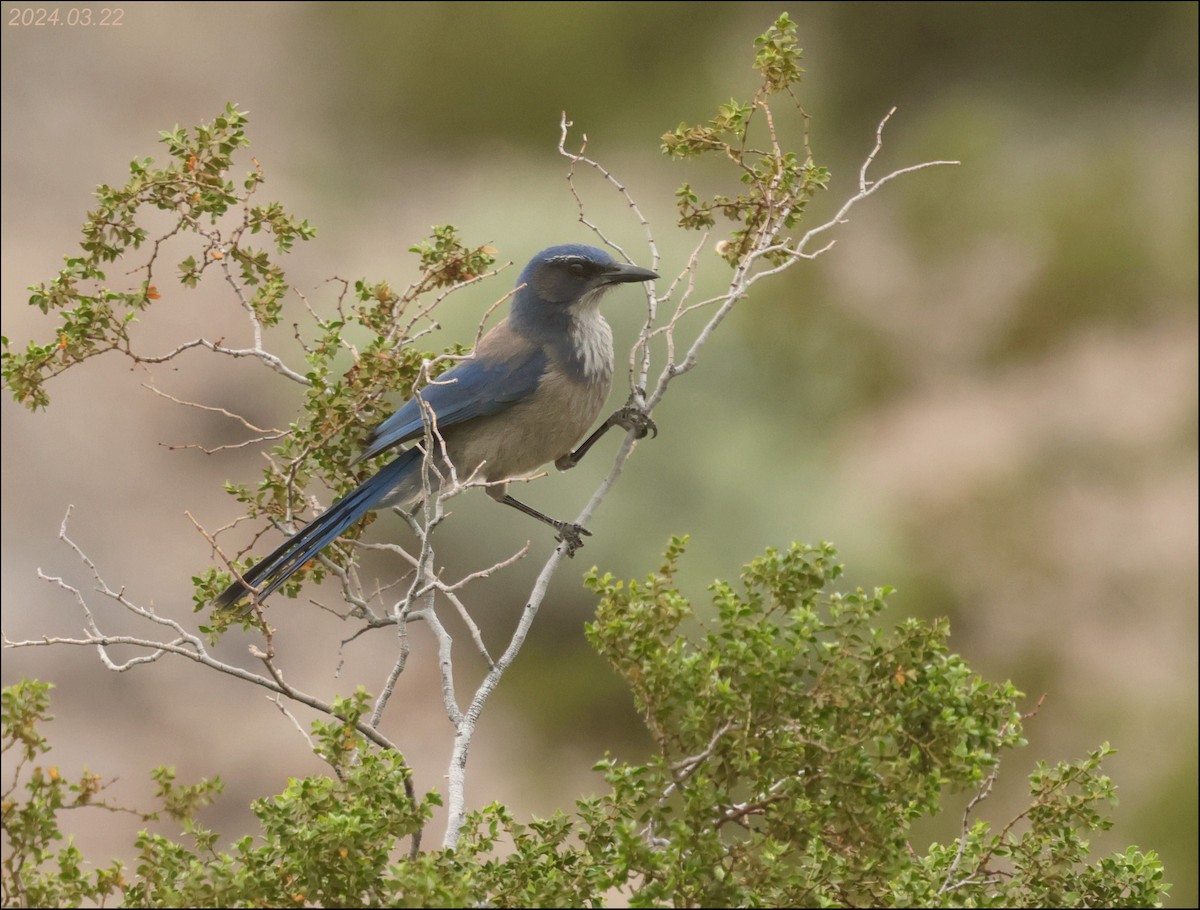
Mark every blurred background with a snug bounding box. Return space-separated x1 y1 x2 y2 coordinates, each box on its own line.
2 1 1195 902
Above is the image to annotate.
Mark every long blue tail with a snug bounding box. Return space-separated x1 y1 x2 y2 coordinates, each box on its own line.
214 447 422 611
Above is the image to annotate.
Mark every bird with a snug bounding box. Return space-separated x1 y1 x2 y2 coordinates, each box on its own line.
214 244 658 612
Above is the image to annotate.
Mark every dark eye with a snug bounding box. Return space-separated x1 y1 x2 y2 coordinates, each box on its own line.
567 260 587 278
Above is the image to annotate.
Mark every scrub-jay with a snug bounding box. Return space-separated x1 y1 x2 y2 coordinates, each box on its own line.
215 244 657 611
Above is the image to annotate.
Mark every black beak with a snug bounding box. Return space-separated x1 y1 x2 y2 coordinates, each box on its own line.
601 261 659 285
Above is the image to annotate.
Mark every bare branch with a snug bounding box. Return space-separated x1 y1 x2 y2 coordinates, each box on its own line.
7 508 406 758
439 543 529 594
558 112 658 271
133 335 309 385
143 383 287 453
443 544 568 849
268 694 317 752
410 607 464 727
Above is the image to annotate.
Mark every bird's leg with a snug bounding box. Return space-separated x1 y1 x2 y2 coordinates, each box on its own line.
497 494 592 557
556 393 658 471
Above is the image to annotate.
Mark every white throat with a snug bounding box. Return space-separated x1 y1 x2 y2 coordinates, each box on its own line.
568 290 615 383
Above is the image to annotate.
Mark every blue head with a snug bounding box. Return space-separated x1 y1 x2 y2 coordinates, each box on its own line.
515 244 657 310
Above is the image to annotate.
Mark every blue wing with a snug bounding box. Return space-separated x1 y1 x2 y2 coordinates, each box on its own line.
357 347 546 462
215 339 547 610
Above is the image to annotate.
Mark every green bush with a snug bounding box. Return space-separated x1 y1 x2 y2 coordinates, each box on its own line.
2 541 1167 906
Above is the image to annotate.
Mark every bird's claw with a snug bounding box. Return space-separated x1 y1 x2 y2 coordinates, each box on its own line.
613 405 657 440
555 522 592 557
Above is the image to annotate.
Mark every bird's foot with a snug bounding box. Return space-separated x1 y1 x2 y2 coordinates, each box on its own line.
554 397 658 472
554 522 592 557
611 404 657 440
